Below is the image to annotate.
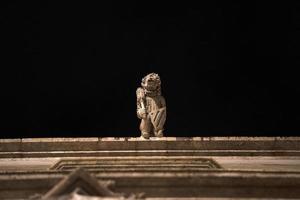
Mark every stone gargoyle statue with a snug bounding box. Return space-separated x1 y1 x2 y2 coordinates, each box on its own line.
136 73 166 139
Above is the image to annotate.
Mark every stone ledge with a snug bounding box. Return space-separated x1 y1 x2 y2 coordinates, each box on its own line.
1 150 300 158
1 136 300 143
0 137 300 153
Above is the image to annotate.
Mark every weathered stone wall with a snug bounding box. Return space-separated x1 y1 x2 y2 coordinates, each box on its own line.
0 137 300 199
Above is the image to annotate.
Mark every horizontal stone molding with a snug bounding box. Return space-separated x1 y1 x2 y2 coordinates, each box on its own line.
0 137 300 153
1 150 300 158
1 170 300 199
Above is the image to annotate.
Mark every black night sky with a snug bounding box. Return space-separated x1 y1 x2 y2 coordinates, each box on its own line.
1 2 300 138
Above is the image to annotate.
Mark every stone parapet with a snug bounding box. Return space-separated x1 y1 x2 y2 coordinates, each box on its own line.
0 137 300 158
1 137 300 199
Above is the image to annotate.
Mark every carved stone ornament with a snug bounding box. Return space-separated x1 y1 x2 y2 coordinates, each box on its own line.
34 168 145 200
136 73 166 139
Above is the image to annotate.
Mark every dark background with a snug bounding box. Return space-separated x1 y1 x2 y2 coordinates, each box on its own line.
1 1 300 138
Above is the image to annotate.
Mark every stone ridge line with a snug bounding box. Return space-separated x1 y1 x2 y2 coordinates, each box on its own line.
0 137 300 143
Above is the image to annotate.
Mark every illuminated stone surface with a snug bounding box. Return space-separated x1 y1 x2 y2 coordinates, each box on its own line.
0 137 300 199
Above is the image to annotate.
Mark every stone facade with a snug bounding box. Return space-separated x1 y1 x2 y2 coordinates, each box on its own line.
0 137 300 199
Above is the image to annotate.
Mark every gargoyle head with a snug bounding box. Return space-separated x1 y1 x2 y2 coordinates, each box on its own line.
141 73 161 96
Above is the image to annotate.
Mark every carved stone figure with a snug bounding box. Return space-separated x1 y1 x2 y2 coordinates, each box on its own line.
136 73 166 139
